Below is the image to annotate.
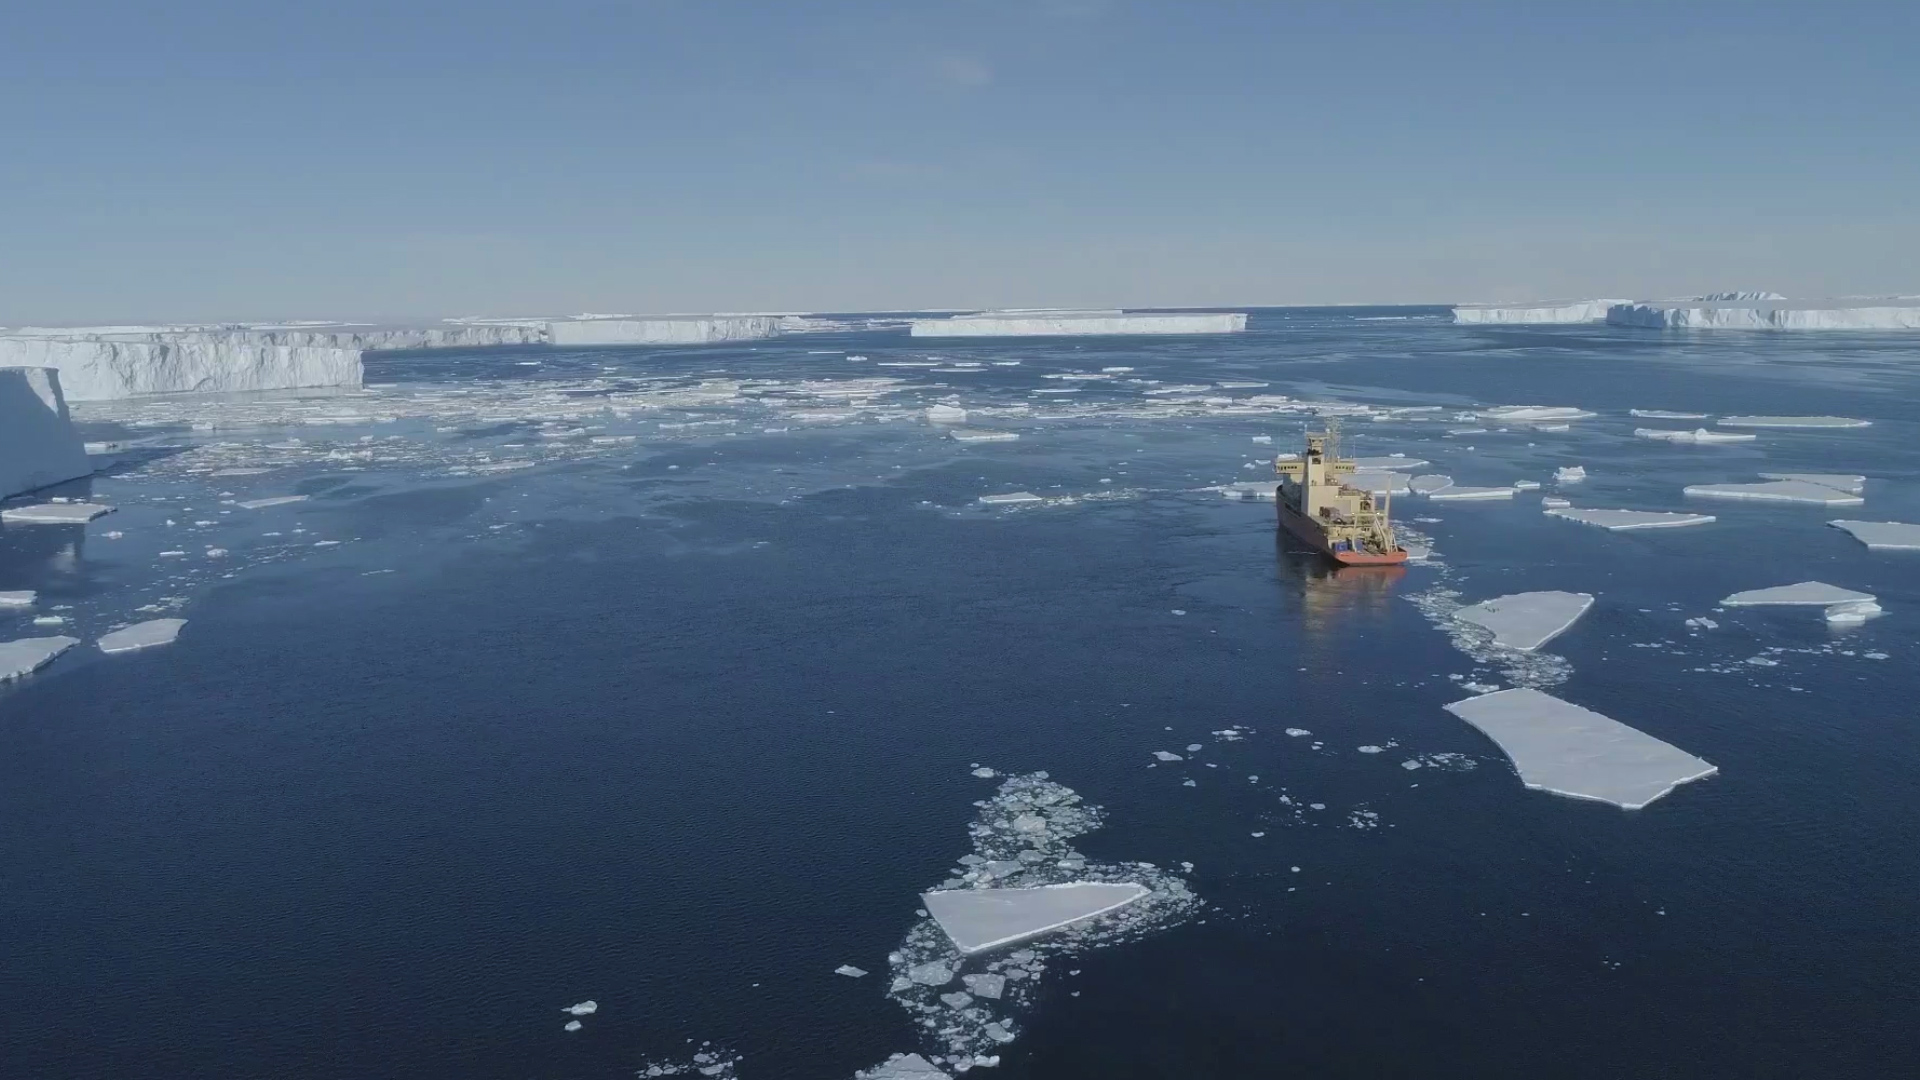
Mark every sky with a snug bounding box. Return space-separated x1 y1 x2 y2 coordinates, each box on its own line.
3 0 1917 323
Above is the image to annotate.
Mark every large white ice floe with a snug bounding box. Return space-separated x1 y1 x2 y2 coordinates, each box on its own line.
1760 473 1865 494
1635 427 1756 444
97 619 187 654
0 367 92 499
1428 485 1514 501
1717 415 1872 429
1606 295 1920 330
1478 405 1595 423
1682 480 1865 506
1829 520 1920 551
0 636 80 682
1546 507 1715 530
856 1053 951 1079
1408 474 1454 495
977 492 1044 506
909 309 1248 337
1452 591 1594 651
1721 581 1876 607
886 772 1199 1067
1444 688 1717 809
922 883 1152 955
236 495 309 510
1451 299 1623 325
1 502 116 524
1219 481 1278 500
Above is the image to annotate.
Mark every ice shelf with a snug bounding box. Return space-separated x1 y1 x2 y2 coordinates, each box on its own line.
921 882 1151 954
1 502 115 525
1606 295 1920 330
1453 591 1594 651
1682 480 1865 506
909 310 1248 338
1829 520 1920 551
1721 581 1876 607
0 636 80 682
1428 486 1514 501
1546 507 1715 530
0 367 93 500
97 619 187 654
1451 299 1624 325
1760 473 1865 494
1444 688 1718 809
1635 427 1756 444
1717 415 1872 429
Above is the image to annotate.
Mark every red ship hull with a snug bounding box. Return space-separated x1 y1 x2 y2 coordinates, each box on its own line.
1278 497 1409 566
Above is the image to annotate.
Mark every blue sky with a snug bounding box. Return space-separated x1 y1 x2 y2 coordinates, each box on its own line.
4 1 1916 322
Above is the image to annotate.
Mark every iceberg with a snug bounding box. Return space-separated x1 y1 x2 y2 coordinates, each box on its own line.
1829 520 1920 551
1717 415 1872 429
97 619 187 654
1554 466 1587 483
1682 480 1865 506
909 310 1248 338
924 404 968 423
560 1001 598 1016
921 882 1151 954
546 315 779 346
0 367 92 499
1452 591 1594 651
1450 300 1624 325
0 335 361 401
1 502 115 525
1444 688 1717 809
1721 581 1875 607
1606 295 1920 330
1546 507 1715 530
0 636 79 682
1760 473 1865 494
1635 427 1756 444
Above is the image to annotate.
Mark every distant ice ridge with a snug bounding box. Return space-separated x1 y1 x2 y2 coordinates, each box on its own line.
1450 299 1624 325
909 309 1248 338
0 367 92 499
546 315 780 346
1606 293 1920 330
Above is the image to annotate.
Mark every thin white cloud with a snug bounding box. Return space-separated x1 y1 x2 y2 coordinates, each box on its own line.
935 55 994 87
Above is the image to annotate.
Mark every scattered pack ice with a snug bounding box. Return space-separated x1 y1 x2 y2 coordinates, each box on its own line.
0 636 80 682
1443 688 1718 809
1682 480 1865 506
1829 520 1920 551
0 367 92 499
855 1054 951 1079
1545 507 1715 530
909 310 1248 338
1452 592 1594 651
1 502 116 525
97 619 187 654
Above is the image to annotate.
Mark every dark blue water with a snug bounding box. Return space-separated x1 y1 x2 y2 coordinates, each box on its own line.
4 309 1918 1077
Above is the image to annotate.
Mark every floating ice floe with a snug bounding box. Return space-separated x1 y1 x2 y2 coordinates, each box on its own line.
0 590 34 608
0 636 79 681
1717 415 1871 429
1635 428 1756 444
563 1020 582 1032
835 965 869 978
1152 750 1183 762
856 1053 951 1079
1554 466 1586 483
1453 591 1594 651
1428 486 1514 501
977 492 1043 506
561 1000 598 1016
1758 473 1865 494
922 882 1152 955
97 618 186 654
1541 496 1571 509
948 429 1019 443
1353 455 1429 470
1829 519 1920 551
1682 480 1864 506
1408 474 1454 495
0 502 116 524
1630 409 1708 420
926 404 968 423
236 495 308 509
1443 688 1717 809
1478 405 1596 423
1721 581 1875 607
1347 471 1410 496
1218 481 1277 500
1545 507 1715 530
1825 600 1883 625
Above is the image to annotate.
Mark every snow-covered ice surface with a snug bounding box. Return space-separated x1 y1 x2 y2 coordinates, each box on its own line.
1829 520 1920 551
1 502 115 524
1682 480 1865 506
922 882 1150 954
910 310 1247 337
1451 300 1623 325
0 636 79 681
1760 473 1866 494
1607 296 1920 330
1427 486 1514 501
1444 689 1718 809
97 618 186 654
0 367 93 499
1721 582 1876 607
1452 592 1594 651
1545 508 1716 531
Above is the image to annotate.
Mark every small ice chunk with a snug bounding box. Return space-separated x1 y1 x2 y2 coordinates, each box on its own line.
1760 473 1865 494
962 973 1006 999
0 591 35 608
1635 427 1756 444
1153 750 1184 762
236 495 309 510
970 767 998 779
1721 581 1875 607
1427 486 1514 501
1408 474 1454 495
1829 519 1920 551
1251 435 1272 444
1717 415 1871 429
1185 743 1203 752
907 960 954 986
1541 497 1571 509
835 965 869 978
1 502 116 525
1513 480 1541 491
1546 507 1715 530
1683 480 1863 506
1444 688 1717 809
1285 728 1311 737
0 636 79 681
564 1020 582 1032
1554 466 1587 483
1357 745 1384 754
977 492 1043 505
920 882 1151 954
561 1000 598 1015
1630 409 1707 420
97 618 187 654
1452 591 1594 650
939 991 974 1009
926 404 968 423
1825 601 1882 625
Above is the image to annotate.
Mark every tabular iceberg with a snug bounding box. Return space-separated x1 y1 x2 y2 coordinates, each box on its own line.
546 315 780 346
1451 300 1624 325
909 310 1248 338
0 335 362 401
1607 293 1920 330
0 367 92 499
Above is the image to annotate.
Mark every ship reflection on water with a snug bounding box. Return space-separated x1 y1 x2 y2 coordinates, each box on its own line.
1274 530 1406 638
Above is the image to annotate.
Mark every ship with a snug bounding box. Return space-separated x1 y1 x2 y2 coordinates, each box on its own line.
1272 422 1409 566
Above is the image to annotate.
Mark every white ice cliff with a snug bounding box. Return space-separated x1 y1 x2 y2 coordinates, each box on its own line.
910 310 1248 337
546 315 780 346
0 367 93 499
1450 299 1624 325
1606 293 1920 330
